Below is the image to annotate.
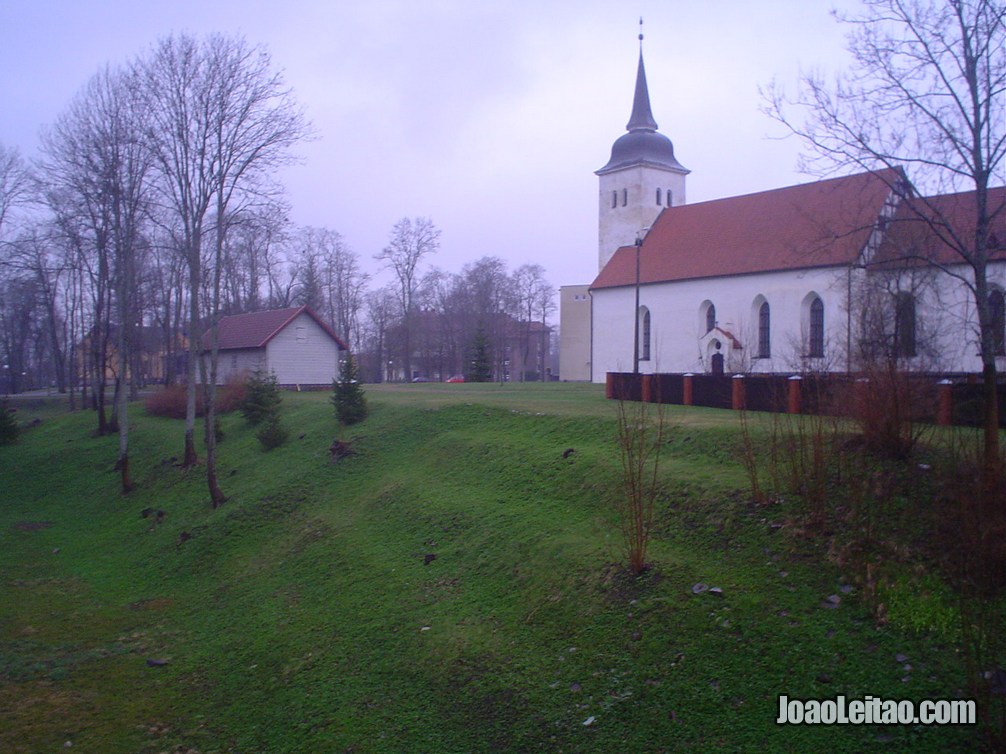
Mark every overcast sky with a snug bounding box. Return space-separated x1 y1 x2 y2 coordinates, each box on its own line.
0 0 862 291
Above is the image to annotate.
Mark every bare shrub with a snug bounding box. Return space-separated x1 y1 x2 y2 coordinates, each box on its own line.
852 364 932 459
144 374 247 419
613 393 671 575
931 433 1006 747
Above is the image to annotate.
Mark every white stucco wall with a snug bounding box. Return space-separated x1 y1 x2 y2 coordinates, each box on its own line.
870 260 1006 375
215 348 265 384
589 261 1006 382
598 164 686 271
266 312 343 385
592 267 858 381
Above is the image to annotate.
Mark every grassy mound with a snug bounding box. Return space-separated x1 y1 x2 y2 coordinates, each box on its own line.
0 384 977 752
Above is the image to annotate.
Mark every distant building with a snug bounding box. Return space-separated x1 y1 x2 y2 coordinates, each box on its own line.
383 309 552 382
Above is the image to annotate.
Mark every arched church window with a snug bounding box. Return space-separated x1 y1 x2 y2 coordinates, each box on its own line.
640 307 651 361
706 303 716 334
809 297 825 358
990 289 1005 356
758 301 771 358
894 292 916 358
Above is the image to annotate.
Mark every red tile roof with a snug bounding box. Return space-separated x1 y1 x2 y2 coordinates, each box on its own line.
874 186 1006 267
206 306 348 352
591 169 903 290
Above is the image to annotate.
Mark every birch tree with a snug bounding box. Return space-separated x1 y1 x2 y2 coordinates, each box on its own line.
138 33 309 505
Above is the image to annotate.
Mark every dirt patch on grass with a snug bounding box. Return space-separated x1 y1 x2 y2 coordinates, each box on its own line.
598 561 666 603
12 521 54 532
128 598 174 611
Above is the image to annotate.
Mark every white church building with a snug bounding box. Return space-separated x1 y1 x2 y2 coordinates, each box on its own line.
560 39 1006 383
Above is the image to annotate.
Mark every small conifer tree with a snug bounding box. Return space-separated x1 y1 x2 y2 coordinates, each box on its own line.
332 353 368 425
467 328 492 383
240 368 281 425
256 411 289 450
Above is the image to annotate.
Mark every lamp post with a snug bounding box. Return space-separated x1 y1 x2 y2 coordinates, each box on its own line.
633 228 649 375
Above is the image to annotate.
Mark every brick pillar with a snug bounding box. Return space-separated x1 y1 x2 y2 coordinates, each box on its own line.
788 375 802 415
732 374 746 411
937 379 953 426
641 374 653 403
683 373 694 406
605 372 614 400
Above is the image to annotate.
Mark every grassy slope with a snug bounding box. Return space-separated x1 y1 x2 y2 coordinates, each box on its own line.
0 383 976 752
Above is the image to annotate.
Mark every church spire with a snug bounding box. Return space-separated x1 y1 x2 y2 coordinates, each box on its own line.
627 19 658 132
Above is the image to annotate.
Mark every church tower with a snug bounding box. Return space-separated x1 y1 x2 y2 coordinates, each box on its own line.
596 27 688 271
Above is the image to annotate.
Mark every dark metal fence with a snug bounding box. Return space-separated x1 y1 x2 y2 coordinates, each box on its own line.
605 371 1006 428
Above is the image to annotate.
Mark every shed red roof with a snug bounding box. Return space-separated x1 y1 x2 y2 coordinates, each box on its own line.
591 169 903 290
206 306 348 352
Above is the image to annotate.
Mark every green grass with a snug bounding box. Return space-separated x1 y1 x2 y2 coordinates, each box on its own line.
0 383 980 752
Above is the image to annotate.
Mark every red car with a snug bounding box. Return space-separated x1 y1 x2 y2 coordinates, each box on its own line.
445 375 465 383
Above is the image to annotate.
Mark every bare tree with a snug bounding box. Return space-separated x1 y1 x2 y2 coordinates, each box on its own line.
462 256 514 382
375 217 440 381
138 33 309 506
513 263 554 381
0 143 32 246
362 285 398 382
4 230 69 395
765 0 1006 482
40 64 151 487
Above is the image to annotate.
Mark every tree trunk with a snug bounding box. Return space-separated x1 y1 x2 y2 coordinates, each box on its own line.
117 283 133 494
982 361 1000 491
204 194 228 509
183 247 200 468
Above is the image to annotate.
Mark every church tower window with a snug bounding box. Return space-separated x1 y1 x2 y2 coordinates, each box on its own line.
612 190 617 209
622 188 628 207
656 188 662 206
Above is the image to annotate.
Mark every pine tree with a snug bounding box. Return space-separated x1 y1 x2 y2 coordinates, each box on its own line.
240 368 281 425
467 328 492 383
332 353 368 425
256 411 289 450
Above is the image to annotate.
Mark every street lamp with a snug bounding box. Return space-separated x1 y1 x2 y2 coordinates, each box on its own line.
633 227 650 375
